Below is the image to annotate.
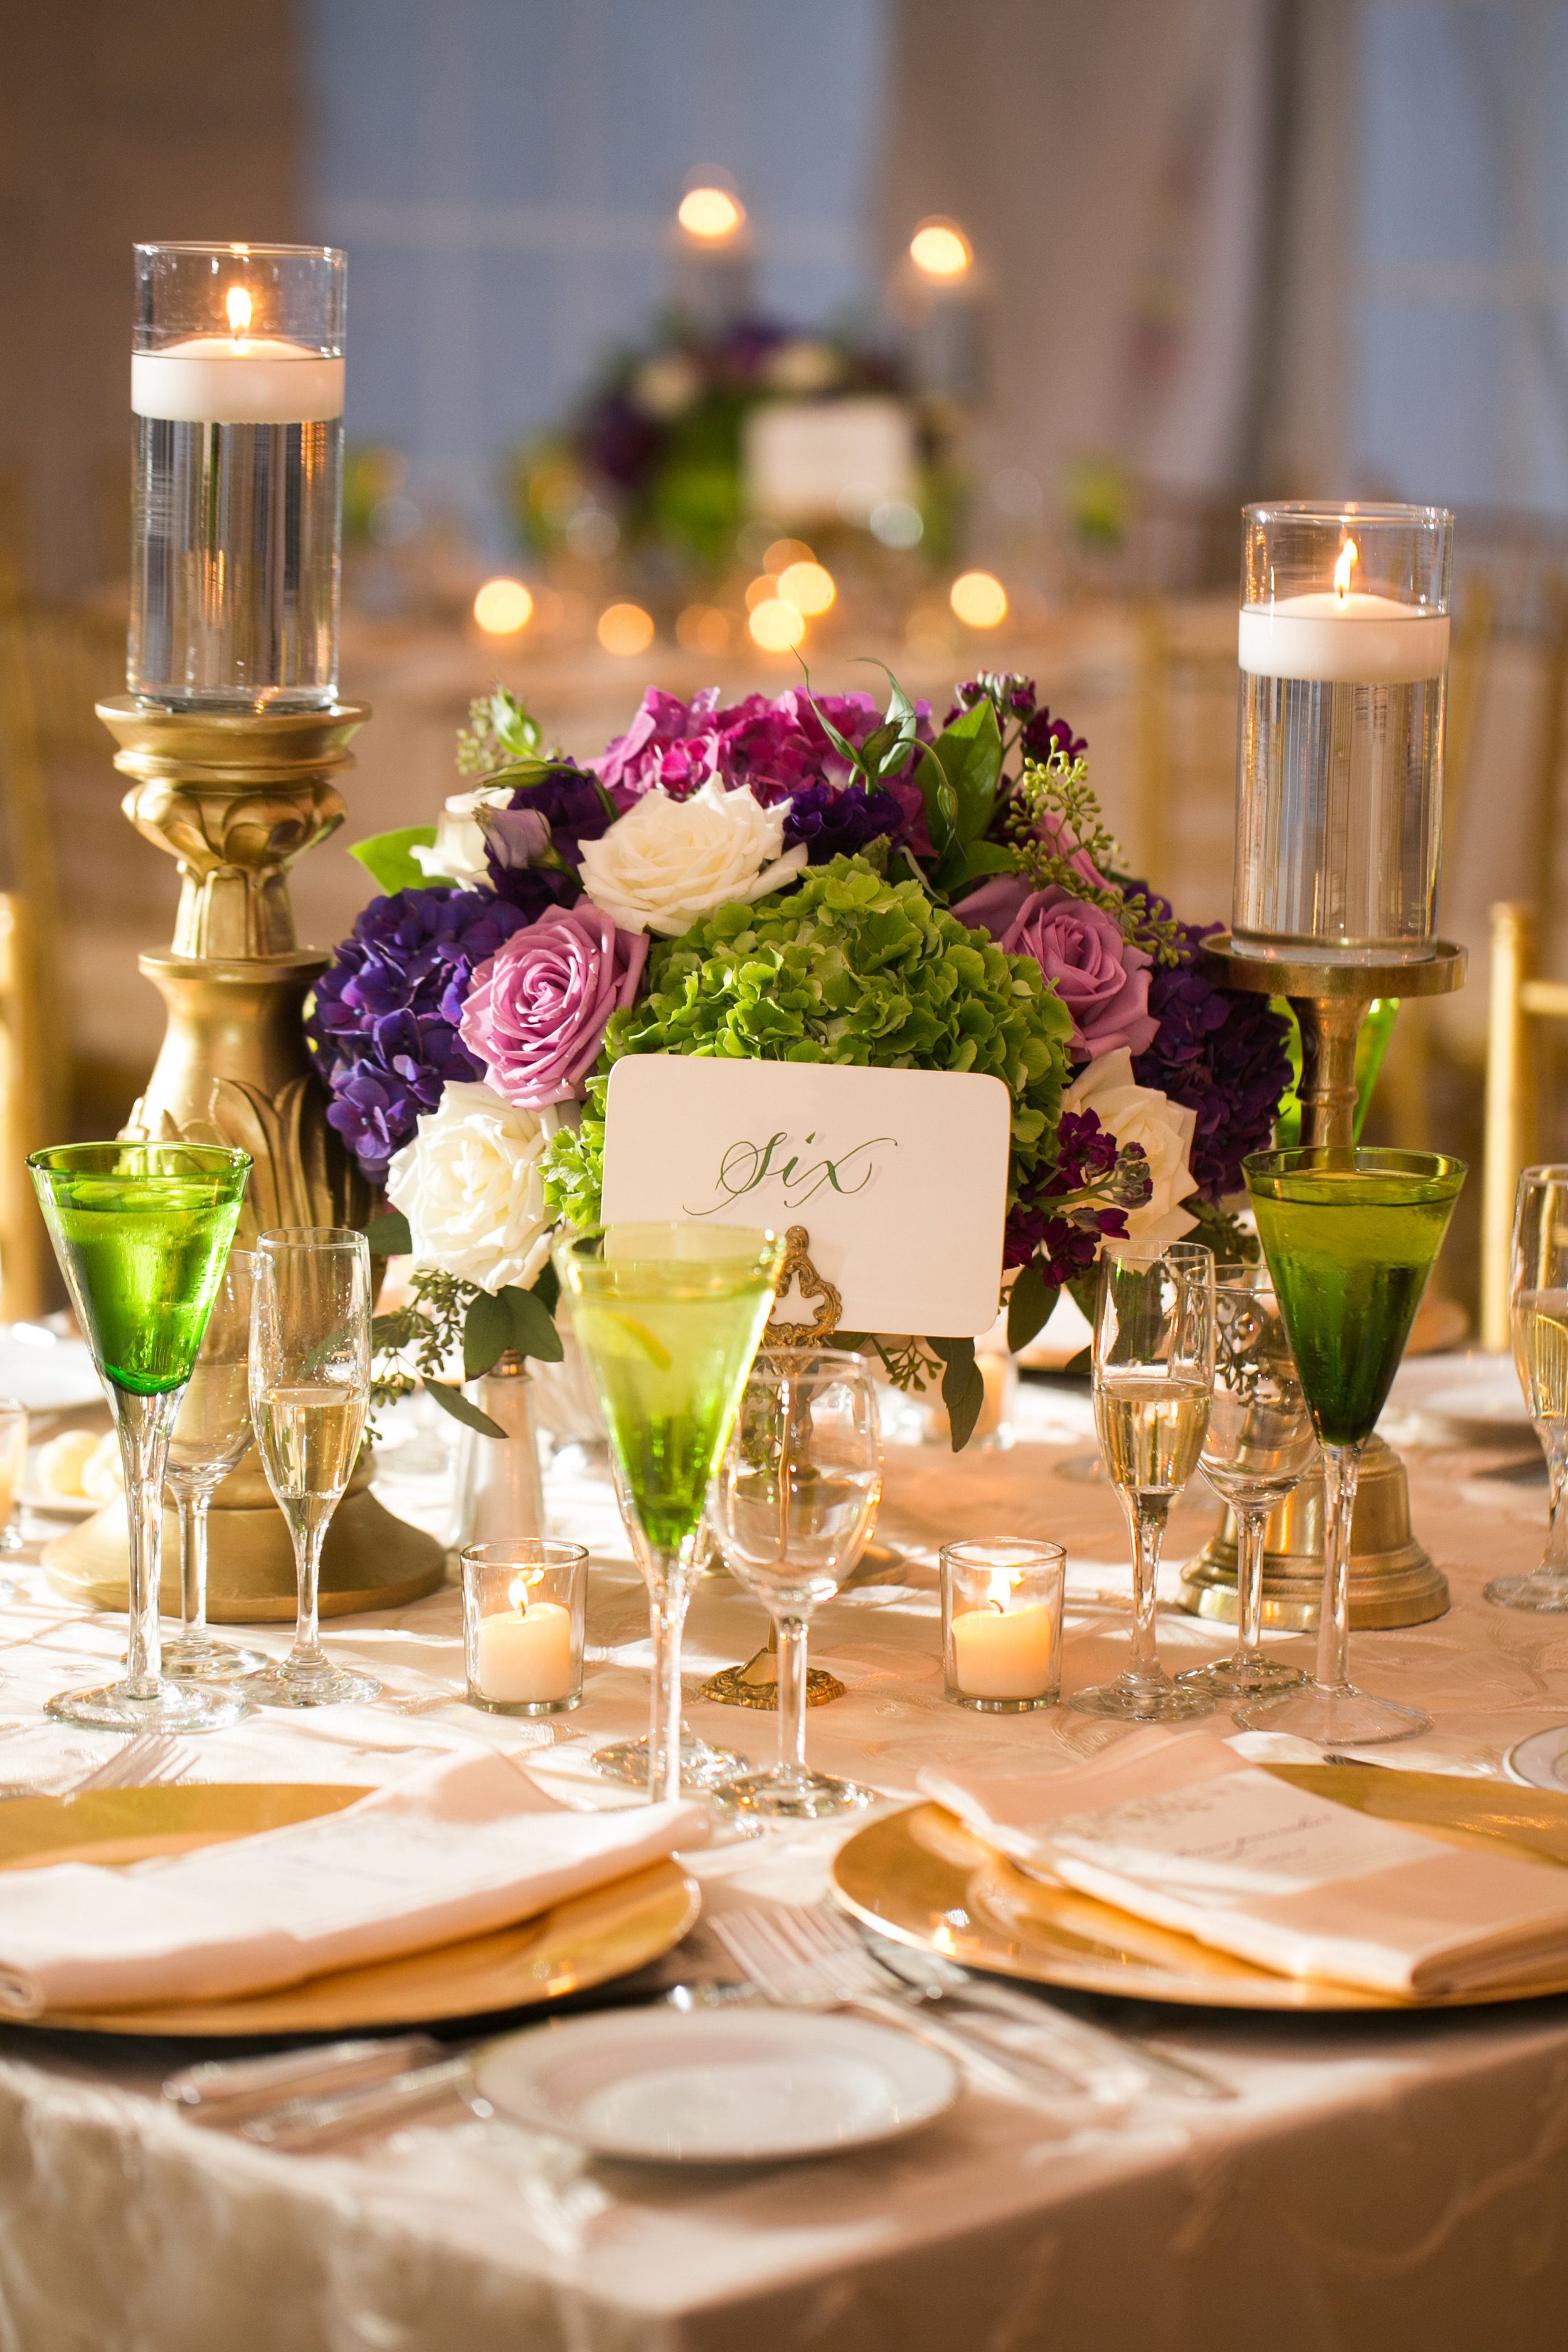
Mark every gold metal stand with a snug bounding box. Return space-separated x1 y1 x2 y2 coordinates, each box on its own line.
1175 934 1466 1631
43 699 445 1620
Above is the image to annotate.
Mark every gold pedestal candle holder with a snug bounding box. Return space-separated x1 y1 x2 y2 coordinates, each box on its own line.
1174 933 1465 1632
42 699 444 1620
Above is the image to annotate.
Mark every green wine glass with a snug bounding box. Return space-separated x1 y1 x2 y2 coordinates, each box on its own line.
1239 1146 1466 1747
554 1222 784 1805
28 1141 252 1734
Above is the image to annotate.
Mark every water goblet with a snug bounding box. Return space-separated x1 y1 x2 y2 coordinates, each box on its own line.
1237 1146 1466 1745
28 1140 252 1732
1177 1264 1316 1702
1486 1165 1568 1613
1071 1239 1218 1724
710 1349 882 1818
162 1248 269 1681
248 1227 379 1709
554 1222 783 1806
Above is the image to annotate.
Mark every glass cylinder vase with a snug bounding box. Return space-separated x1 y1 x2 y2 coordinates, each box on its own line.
1233 501 1453 964
129 241 345 710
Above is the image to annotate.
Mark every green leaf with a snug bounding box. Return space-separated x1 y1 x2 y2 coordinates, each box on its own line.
501 1283 564 1363
950 840 1020 891
364 1209 413 1256
1007 1262 1059 1353
463 1290 513 1380
932 1337 985 1453
349 828 438 896
1062 1345 1091 1379
856 657 921 751
530 1260 561 1318
929 699 1004 844
424 1380 506 1438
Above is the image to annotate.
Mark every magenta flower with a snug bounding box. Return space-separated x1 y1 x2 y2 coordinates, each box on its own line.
458 903 649 1108
593 684 928 808
999 885 1159 1062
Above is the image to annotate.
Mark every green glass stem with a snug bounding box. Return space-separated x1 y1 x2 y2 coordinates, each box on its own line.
1317 1442 1362 1691
114 1384 184 1698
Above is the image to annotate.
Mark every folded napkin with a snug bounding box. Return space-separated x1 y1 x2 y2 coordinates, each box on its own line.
0 1751 707 2019
919 1730 1568 1998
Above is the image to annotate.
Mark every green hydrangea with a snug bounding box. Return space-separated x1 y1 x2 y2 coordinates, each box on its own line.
543 855 1072 1225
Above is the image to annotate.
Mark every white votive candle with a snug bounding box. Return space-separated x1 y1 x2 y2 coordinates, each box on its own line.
950 1602 1055 1701
132 336 345 425
476 1600 574 1705
1237 591 1449 686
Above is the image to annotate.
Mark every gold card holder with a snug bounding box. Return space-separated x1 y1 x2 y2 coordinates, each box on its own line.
765 1224 842 1348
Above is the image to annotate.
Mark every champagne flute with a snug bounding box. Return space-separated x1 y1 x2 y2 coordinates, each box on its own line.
711 1349 882 1818
162 1248 268 1681
1072 1238 1217 1724
1239 1145 1465 1745
1177 1264 1316 1701
28 1140 252 1732
554 1222 783 1806
248 1227 379 1709
1487 1165 1568 1611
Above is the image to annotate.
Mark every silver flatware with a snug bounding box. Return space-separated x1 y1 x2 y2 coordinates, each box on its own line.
164 2035 442 2127
66 1734 194 1796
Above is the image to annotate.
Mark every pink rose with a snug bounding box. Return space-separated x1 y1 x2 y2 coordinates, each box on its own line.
1001 886 1158 1061
459 903 648 1108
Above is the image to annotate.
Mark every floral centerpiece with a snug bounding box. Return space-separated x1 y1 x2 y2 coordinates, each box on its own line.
320 670 1290 1446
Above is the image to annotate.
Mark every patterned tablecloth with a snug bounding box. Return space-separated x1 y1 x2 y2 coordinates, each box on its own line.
2 1355 1567 2352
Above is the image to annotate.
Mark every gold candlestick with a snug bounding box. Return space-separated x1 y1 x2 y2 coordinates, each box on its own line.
43 700 444 1620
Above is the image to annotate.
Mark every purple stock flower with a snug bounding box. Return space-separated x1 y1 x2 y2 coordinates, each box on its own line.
781 781 915 862
1003 1110 1149 1284
480 766 617 919
1131 911 1291 1202
308 887 531 1184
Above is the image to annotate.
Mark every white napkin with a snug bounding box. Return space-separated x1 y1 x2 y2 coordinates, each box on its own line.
0 1750 706 2019
919 1730 1568 1998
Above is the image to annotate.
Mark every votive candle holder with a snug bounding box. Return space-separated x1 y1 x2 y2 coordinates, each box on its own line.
941 1539 1065 1712
462 1539 588 1716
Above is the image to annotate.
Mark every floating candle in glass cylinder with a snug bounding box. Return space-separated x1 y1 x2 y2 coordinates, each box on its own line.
129 241 345 709
1233 502 1453 963
941 1540 1064 1712
462 1540 588 1715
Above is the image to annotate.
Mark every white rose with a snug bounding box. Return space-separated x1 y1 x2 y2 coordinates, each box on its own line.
386 1081 554 1293
576 778 808 938
409 787 514 888
1062 1048 1199 1246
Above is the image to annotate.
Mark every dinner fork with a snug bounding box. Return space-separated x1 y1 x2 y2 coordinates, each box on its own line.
67 1735 194 1796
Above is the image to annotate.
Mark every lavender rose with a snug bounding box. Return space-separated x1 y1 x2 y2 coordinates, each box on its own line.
998 885 1159 1062
459 902 649 1108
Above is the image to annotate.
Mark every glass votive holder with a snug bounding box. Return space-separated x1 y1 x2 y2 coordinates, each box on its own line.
941 1539 1065 1712
461 1540 588 1716
0 1397 27 1555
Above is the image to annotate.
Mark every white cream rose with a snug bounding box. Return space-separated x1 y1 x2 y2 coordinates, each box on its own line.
1062 1048 1199 1246
409 786 515 888
386 1081 554 1292
576 777 808 937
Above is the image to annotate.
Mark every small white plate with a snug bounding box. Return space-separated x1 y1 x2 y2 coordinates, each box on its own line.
0 1332 102 1414
1505 1724 1568 1793
19 1488 101 1520
1417 1377 1535 1449
475 2006 958 2164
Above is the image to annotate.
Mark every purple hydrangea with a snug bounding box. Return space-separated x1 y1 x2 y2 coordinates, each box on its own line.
1004 1110 1148 1285
307 887 531 1183
1131 914 1291 1201
781 781 917 862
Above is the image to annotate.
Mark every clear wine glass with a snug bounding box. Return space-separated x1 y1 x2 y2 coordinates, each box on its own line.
248 1227 379 1709
1177 1264 1316 1702
1071 1239 1217 1724
162 1248 268 1681
710 1348 882 1819
1488 1165 1568 1612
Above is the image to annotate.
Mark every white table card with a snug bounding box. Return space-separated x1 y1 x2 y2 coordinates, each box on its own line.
600 1057 1011 1337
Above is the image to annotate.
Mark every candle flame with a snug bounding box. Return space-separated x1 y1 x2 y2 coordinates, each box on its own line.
985 1566 1014 1611
1334 537 1358 600
226 285 253 337
506 1568 546 1613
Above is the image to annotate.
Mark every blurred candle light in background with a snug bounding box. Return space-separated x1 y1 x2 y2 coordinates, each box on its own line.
748 597 807 652
909 219 972 280
677 604 731 655
950 570 1007 628
598 601 655 656
677 185 746 241
473 577 534 635
776 561 835 617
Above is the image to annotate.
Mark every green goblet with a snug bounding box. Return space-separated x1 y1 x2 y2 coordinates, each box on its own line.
29 1141 252 1733
1239 1145 1466 1747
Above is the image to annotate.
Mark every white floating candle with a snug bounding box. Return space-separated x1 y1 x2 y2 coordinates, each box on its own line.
132 336 344 425
950 1601 1055 1702
475 1599 574 1705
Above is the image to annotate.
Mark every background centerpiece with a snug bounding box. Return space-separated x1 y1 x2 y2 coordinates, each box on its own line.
320 670 1291 1446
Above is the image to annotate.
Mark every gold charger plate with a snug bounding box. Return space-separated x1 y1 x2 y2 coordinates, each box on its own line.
0 1783 699 2037
832 1764 1568 2012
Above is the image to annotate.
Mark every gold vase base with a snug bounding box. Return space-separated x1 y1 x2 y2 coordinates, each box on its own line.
700 1649 845 1708
1174 1436 1449 1633
42 1487 446 1624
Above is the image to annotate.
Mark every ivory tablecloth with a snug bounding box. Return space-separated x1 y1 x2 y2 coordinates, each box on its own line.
3 1360 1568 2352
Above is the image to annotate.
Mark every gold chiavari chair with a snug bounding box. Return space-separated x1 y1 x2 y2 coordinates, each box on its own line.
1481 899 1568 1349
0 894 50 1318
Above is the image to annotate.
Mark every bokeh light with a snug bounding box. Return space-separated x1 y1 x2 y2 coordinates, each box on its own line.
598 601 655 656
677 187 744 240
473 577 534 635
909 221 972 278
950 571 1008 628
764 537 815 573
776 561 835 617
677 603 731 655
748 598 807 652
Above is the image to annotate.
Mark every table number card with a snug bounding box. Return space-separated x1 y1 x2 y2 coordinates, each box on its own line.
600 1057 1011 1337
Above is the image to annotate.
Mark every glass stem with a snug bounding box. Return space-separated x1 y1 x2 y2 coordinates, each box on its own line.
1538 1429 1568 1578
288 1498 332 1668
1316 1442 1361 1692
187 1491 211 1638
775 1614 809 1786
1235 1505 1267 1663
1125 1491 1170 1682
114 1386 183 1699
647 1554 692 1807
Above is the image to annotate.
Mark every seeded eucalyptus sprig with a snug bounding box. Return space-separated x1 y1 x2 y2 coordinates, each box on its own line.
1005 753 1185 967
